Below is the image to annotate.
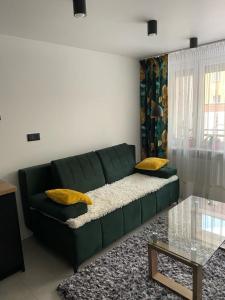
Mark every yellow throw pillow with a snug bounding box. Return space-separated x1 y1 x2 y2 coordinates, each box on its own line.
135 157 169 171
45 189 93 206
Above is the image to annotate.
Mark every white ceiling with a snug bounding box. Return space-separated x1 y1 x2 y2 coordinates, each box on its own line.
0 0 225 59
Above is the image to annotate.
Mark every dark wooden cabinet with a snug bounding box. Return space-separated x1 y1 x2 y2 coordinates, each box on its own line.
0 181 25 280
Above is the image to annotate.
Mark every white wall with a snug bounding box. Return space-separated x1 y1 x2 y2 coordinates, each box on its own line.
0 35 140 239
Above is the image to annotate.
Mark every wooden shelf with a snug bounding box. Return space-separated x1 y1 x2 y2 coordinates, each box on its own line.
0 180 16 196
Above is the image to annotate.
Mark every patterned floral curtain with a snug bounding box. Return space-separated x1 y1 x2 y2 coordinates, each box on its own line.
140 55 168 159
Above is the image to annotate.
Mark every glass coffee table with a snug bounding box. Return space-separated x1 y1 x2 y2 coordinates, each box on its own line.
148 196 225 300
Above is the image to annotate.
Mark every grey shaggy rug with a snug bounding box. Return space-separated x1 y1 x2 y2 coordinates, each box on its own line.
57 214 225 299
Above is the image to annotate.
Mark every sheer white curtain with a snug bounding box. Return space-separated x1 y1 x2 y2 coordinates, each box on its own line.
168 42 225 201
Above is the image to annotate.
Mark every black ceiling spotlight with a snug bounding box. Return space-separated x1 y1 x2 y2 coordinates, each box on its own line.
190 37 198 48
73 0 87 18
148 20 157 36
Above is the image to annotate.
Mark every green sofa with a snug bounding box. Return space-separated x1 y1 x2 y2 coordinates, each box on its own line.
19 143 179 272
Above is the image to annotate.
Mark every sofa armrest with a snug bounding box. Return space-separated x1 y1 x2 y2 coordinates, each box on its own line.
30 193 88 222
135 166 177 179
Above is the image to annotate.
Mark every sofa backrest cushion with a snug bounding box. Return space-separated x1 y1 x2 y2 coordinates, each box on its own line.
96 143 136 183
51 151 105 193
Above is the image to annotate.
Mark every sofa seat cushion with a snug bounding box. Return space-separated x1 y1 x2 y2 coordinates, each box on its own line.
72 219 102 266
30 193 87 222
51 152 105 193
101 209 124 247
123 200 142 233
96 143 136 183
140 193 157 223
66 173 178 229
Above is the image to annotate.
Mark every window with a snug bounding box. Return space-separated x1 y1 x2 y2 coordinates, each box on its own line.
173 72 195 143
168 47 225 155
168 43 225 199
170 68 225 151
203 70 225 149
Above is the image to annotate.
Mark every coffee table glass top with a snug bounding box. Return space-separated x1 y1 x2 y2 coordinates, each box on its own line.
149 196 225 266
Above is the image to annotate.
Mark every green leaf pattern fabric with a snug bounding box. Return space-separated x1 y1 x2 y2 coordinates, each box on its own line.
140 55 168 159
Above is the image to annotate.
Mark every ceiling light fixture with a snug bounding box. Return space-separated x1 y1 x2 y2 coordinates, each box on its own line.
147 20 157 36
190 37 198 48
73 0 87 18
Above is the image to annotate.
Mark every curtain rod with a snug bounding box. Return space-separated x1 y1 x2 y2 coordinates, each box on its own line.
142 38 225 60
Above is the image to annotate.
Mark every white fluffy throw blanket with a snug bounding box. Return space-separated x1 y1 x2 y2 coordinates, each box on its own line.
66 173 178 229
